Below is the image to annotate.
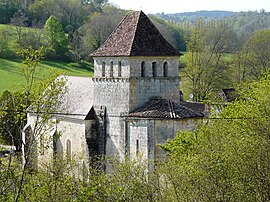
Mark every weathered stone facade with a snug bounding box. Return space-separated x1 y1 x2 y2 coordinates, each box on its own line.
23 11 204 170
92 55 181 159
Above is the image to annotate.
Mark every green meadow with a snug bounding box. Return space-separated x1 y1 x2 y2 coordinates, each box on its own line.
0 58 93 95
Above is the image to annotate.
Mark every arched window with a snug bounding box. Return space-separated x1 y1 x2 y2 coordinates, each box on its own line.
66 139 71 160
141 62 145 77
110 61 113 77
118 61 122 77
152 62 157 77
102 62 105 77
163 62 168 77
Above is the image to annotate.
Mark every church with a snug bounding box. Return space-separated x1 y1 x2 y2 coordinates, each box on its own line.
23 11 204 169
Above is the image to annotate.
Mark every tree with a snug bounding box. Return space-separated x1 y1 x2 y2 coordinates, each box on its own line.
54 0 86 32
10 11 29 43
161 72 270 201
29 0 55 25
150 15 186 52
0 47 67 201
0 30 13 58
68 30 84 62
180 21 235 101
0 91 26 151
44 15 69 59
240 30 270 80
81 12 124 56
0 0 21 24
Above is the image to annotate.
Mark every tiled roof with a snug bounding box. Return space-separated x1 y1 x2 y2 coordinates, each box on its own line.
129 97 204 119
59 76 94 120
90 11 180 57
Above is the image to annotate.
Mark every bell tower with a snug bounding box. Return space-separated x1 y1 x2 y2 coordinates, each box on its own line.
90 11 181 157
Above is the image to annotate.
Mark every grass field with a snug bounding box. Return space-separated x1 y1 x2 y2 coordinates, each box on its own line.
0 58 94 95
0 24 94 95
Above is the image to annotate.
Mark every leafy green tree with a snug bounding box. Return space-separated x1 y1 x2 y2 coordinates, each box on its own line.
68 30 84 62
243 30 270 79
55 0 86 31
150 15 186 52
162 72 270 201
0 0 21 24
0 30 14 58
10 11 29 43
44 15 69 59
0 91 26 151
81 12 124 56
29 0 55 25
0 47 67 201
180 21 235 101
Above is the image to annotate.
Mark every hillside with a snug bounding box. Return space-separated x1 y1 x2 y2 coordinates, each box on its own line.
156 10 270 33
156 10 236 23
0 58 93 95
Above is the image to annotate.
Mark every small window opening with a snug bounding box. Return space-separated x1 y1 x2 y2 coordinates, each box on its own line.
136 139 139 156
102 62 105 77
141 62 145 77
152 62 157 77
118 61 122 77
66 139 71 160
163 62 168 77
110 61 113 77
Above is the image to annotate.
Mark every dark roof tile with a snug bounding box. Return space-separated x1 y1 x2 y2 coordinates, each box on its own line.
129 97 204 119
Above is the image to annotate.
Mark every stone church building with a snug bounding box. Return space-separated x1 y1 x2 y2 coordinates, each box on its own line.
23 11 203 169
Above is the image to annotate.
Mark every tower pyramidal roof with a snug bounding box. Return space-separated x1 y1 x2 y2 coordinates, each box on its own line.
90 11 180 57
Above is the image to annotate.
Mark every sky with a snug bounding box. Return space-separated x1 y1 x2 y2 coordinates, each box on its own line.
109 0 270 14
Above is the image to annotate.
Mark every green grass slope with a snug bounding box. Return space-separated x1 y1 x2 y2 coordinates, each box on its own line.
0 58 93 95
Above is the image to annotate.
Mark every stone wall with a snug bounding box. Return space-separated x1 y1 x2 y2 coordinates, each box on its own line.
126 118 201 162
94 57 131 78
129 56 179 78
93 78 130 116
92 56 181 162
26 114 94 170
126 119 155 161
93 56 180 114
154 118 198 161
105 116 127 158
129 77 180 111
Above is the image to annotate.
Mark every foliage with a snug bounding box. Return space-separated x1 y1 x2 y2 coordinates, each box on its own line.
68 30 84 62
162 72 270 201
180 21 235 101
243 30 270 78
150 15 187 51
44 16 69 60
1 73 270 201
0 46 68 201
80 12 124 56
0 0 21 24
0 29 14 58
0 156 160 202
0 91 26 151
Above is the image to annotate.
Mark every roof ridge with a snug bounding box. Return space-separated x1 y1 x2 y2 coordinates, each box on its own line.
129 11 142 55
